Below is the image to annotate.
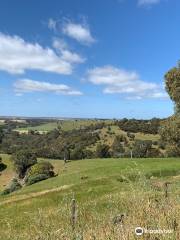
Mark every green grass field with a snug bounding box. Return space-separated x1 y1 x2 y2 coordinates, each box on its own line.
0 155 179 239
15 119 105 133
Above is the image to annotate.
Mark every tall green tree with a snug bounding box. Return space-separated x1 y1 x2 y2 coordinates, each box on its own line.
12 151 37 178
165 62 180 115
160 62 180 156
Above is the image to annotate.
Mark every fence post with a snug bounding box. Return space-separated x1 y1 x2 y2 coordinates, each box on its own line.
71 195 76 231
164 182 170 198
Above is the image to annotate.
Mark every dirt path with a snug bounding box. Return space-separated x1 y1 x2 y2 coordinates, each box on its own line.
0 184 73 206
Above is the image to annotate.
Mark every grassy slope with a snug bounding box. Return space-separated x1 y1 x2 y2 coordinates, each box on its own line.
15 119 103 132
15 119 160 140
0 156 179 239
0 154 15 191
1 156 179 196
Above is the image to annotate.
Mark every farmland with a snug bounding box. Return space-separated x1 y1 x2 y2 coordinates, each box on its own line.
15 119 106 133
0 154 179 239
0 118 179 239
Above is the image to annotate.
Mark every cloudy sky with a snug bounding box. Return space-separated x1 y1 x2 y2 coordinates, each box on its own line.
0 0 179 119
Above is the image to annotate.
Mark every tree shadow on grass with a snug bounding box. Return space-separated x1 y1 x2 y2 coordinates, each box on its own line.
0 163 7 172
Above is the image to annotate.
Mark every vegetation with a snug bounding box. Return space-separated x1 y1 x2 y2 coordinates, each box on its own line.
0 156 179 239
1 178 21 195
25 161 55 185
12 151 37 178
159 61 180 156
160 116 180 157
111 135 125 157
96 144 110 158
165 63 180 115
132 140 161 158
115 118 161 134
0 119 164 160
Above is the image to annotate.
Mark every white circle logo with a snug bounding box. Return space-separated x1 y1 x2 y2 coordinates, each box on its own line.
135 227 144 236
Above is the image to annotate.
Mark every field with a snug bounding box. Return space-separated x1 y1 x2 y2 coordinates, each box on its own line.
0 155 179 239
14 120 160 155
15 119 105 133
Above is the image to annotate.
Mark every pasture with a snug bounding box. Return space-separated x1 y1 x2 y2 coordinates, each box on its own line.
15 119 104 133
0 155 179 239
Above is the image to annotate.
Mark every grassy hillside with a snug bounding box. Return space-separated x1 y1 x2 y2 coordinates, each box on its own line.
15 119 106 133
0 155 179 239
0 154 15 191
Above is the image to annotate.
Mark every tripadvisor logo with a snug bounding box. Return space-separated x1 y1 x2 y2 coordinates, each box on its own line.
135 227 173 236
135 227 143 236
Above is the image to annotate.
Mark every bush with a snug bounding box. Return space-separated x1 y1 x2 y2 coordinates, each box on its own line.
111 136 125 157
1 178 22 195
70 147 85 160
159 116 180 156
26 174 49 185
0 157 7 172
25 161 55 185
132 140 153 158
27 161 54 177
12 151 37 178
96 144 110 158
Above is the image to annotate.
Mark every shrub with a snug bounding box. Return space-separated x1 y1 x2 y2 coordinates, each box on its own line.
70 147 85 160
25 161 55 185
1 178 22 195
96 144 110 158
27 161 54 178
12 151 37 178
0 157 7 172
26 174 49 185
111 136 125 157
159 116 180 156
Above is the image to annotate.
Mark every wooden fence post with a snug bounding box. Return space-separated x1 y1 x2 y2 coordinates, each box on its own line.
71 195 76 231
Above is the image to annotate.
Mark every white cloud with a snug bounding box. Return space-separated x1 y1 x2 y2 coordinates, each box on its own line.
138 0 161 6
52 38 85 63
86 66 168 99
0 33 84 75
62 22 95 45
14 79 83 96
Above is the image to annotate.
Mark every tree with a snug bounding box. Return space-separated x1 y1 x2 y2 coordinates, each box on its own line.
27 161 54 177
0 128 4 144
165 63 180 115
25 161 55 185
132 140 153 158
0 156 7 172
12 151 37 178
1 178 22 195
70 147 84 160
159 116 180 156
96 144 110 158
159 62 180 156
111 136 125 157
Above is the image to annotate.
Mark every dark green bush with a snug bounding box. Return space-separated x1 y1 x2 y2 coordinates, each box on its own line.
1 178 22 195
25 161 55 185
12 151 37 178
26 174 49 185
27 161 54 178
96 144 110 158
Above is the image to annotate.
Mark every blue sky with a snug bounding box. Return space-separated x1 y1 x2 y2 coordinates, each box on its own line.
0 0 179 119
